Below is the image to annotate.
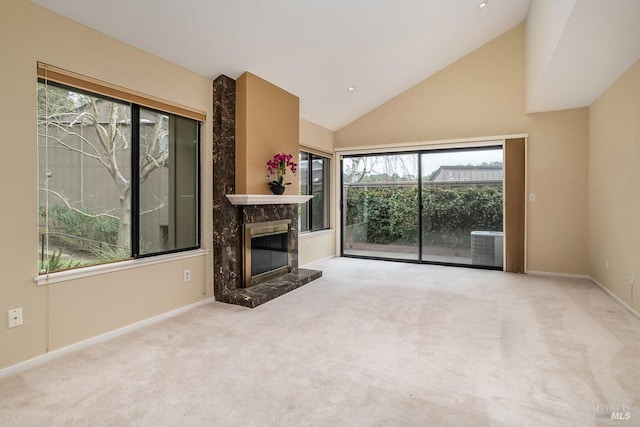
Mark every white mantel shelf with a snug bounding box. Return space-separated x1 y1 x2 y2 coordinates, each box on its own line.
226 194 313 205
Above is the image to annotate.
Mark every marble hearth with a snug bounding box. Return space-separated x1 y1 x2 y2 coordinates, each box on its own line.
222 268 322 308
212 75 321 308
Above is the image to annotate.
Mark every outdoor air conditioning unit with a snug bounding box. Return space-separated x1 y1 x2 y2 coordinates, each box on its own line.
471 231 504 267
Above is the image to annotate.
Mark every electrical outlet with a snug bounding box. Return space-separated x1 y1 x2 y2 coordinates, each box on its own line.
529 193 536 202
183 269 191 282
630 273 635 287
8 308 23 328
605 259 609 270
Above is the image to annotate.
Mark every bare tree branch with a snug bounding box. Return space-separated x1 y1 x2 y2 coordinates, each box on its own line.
354 157 380 183
38 131 112 171
69 111 99 128
89 99 113 159
39 119 111 164
39 188 119 220
139 113 169 183
85 99 130 192
140 150 169 182
140 199 167 216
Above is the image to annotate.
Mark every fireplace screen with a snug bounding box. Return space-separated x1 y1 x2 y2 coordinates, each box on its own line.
244 220 292 287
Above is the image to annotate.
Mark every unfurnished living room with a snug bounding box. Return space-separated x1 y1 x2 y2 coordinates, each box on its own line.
1 0 640 426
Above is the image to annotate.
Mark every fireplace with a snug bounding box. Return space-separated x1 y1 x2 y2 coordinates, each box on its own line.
243 219 292 287
212 75 321 306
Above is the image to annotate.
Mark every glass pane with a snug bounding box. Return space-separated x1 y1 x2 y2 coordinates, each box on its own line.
139 110 199 254
321 156 331 229
311 156 326 230
421 148 503 267
38 82 131 272
299 152 310 232
343 154 419 260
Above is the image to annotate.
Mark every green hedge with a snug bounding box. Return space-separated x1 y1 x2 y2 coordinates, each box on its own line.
345 185 502 248
39 204 119 247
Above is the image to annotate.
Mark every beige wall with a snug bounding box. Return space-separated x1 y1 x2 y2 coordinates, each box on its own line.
300 118 334 154
335 23 589 276
525 109 589 274
0 1 213 370
336 25 527 147
236 72 300 195
588 60 640 313
299 231 336 266
299 119 337 265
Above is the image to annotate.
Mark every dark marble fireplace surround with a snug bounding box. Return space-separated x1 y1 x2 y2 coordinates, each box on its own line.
212 75 321 308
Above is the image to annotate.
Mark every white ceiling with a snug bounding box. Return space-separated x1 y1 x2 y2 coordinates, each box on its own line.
526 0 640 113
30 0 640 131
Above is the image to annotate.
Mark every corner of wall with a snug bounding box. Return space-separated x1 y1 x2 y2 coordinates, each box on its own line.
587 59 640 314
235 73 248 194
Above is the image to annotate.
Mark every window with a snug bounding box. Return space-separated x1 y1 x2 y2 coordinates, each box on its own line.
299 151 330 232
38 71 201 274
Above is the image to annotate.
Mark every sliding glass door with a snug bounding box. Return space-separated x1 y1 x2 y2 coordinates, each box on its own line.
342 153 419 260
342 146 504 269
421 147 503 267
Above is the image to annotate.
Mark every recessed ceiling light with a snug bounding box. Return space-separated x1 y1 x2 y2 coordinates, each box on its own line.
347 85 356 92
479 1 488 9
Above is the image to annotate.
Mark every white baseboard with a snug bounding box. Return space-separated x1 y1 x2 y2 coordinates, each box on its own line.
527 271 640 320
527 270 591 280
0 297 215 380
590 277 640 321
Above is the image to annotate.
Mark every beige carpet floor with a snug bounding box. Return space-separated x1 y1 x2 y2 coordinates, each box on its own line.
1 257 639 426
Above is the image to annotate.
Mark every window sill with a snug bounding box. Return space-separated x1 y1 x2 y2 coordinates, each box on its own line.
299 229 334 238
35 248 210 286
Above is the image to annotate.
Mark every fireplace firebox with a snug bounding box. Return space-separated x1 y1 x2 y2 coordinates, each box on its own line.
243 219 292 287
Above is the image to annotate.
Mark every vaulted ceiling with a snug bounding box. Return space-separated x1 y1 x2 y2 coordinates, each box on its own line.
31 0 640 130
